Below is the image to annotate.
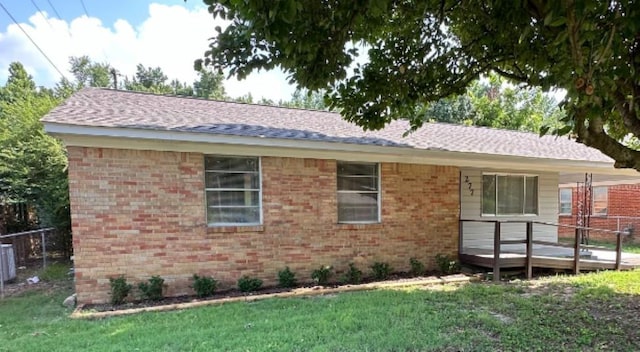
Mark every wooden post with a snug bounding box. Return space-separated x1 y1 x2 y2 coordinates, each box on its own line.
41 230 47 269
615 231 622 270
493 221 501 282
573 227 580 274
525 222 533 280
458 220 463 256
0 243 4 299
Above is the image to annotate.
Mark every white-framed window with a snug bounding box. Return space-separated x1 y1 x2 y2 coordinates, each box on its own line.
482 174 538 216
204 155 261 226
337 161 380 223
593 186 608 215
559 188 572 215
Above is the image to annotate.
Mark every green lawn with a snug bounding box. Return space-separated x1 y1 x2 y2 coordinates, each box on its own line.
1 268 640 351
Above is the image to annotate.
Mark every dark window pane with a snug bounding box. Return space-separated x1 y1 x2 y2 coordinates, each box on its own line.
205 156 258 172
207 191 259 207
337 176 378 191
205 172 259 189
482 175 496 215
207 206 260 224
525 177 538 214
338 192 379 222
337 162 377 177
497 175 524 214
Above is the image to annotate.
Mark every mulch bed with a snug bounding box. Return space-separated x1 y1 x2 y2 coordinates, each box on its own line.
73 273 478 319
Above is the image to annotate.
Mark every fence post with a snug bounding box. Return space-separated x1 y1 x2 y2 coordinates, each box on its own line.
493 221 501 282
41 230 47 269
615 231 622 270
525 222 533 280
0 242 4 299
573 227 580 274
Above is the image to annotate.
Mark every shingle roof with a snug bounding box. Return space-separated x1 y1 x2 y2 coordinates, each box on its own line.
42 88 612 163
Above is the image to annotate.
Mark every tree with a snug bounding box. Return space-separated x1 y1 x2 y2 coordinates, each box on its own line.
69 55 112 88
125 64 173 94
0 63 70 249
197 1 640 170
281 89 330 110
193 68 226 99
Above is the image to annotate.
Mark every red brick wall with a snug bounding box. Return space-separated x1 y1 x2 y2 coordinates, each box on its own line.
68 147 460 304
559 184 640 240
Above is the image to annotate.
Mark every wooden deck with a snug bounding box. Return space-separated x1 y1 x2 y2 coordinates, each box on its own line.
459 219 640 281
460 247 640 272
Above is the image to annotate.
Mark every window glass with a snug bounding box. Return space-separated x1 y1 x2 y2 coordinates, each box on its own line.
205 156 261 225
482 174 538 215
593 187 608 215
337 162 379 223
559 188 572 214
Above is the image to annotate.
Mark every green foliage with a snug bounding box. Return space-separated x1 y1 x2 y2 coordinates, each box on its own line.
192 274 218 298
138 276 165 301
0 62 71 248
109 275 132 305
277 267 297 288
237 275 263 292
198 1 640 169
435 254 461 275
69 55 113 88
370 262 393 281
342 263 363 284
409 257 425 276
311 265 333 286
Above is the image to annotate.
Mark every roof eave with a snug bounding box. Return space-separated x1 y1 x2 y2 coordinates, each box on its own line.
43 122 636 176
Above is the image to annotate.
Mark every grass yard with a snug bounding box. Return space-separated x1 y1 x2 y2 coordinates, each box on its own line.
1 267 640 351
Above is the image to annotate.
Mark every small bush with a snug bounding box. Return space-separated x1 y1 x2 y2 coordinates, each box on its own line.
192 274 218 298
371 262 393 280
409 257 425 276
277 267 297 288
138 276 165 301
311 265 333 286
435 254 461 275
109 275 132 305
237 275 263 292
342 263 363 284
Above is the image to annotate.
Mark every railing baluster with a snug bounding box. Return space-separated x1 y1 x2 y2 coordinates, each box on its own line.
615 231 622 270
493 221 501 282
526 222 533 280
574 228 580 274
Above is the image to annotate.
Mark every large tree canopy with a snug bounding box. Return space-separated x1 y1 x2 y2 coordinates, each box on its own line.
197 0 640 170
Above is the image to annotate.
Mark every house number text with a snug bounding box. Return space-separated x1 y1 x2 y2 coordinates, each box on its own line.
463 176 474 196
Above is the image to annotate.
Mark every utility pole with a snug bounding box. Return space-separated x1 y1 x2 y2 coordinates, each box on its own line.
110 68 118 89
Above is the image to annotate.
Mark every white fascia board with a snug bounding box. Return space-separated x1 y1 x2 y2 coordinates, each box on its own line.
44 122 636 176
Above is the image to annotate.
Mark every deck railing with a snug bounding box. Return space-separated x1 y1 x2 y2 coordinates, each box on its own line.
459 219 629 282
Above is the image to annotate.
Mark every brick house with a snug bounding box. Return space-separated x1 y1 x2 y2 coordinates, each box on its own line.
558 175 640 240
42 88 638 304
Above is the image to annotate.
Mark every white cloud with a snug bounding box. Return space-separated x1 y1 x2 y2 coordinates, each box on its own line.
0 4 296 101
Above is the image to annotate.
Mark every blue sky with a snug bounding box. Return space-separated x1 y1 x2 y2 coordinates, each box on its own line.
0 0 295 100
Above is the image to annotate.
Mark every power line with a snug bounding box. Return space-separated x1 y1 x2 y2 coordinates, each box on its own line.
79 0 89 17
0 1 68 80
45 0 62 19
29 0 54 30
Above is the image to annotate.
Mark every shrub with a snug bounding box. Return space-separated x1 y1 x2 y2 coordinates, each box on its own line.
109 275 132 305
277 267 297 288
409 257 425 276
342 263 363 284
371 262 393 280
311 265 333 286
237 275 263 292
192 274 218 298
138 276 165 301
435 254 461 275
